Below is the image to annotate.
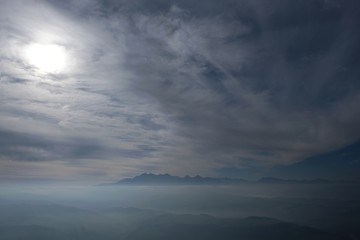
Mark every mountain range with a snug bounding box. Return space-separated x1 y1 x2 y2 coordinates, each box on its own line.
108 173 246 186
104 173 342 186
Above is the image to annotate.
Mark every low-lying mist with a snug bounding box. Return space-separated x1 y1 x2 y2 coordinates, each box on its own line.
0 182 359 240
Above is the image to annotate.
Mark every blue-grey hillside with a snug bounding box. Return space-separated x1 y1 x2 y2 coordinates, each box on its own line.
273 140 360 180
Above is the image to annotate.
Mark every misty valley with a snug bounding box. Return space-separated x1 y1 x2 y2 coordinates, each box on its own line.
0 182 359 240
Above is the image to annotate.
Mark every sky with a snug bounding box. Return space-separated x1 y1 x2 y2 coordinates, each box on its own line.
0 0 360 182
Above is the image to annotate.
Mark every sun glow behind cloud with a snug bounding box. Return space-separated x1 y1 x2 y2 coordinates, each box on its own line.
1 0 360 182
24 43 69 74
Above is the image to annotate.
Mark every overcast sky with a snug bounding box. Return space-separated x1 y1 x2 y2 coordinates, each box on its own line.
1 0 360 182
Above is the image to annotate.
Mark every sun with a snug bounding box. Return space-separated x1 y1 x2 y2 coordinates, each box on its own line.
24 43 68 74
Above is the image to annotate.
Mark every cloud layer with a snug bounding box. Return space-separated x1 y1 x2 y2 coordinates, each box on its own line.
1 0 360 181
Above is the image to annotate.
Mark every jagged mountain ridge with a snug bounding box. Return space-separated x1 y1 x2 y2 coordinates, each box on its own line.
106 173 339 186
113 173 246 185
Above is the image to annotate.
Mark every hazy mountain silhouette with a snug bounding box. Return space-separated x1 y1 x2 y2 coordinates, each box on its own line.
109 173 247 186
258 177 332 184
125 214 348 240
105 173 338 186
273 140 360 180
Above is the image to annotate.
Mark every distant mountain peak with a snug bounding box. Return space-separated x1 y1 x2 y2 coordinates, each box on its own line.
110 173 246 186
100 173 340 186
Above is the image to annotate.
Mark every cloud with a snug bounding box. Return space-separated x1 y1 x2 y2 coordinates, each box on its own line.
1 0 360 180
0 128 154 161
119 0 360 169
